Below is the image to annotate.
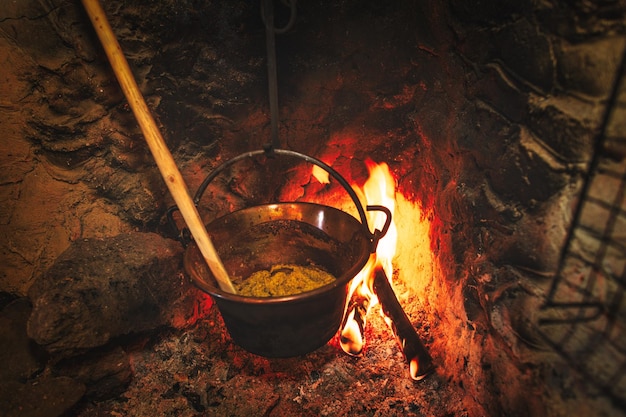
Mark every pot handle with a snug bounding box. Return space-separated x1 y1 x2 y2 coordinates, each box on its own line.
168 148 391 250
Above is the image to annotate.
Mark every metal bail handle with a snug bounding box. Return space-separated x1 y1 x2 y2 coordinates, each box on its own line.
169 149 392 251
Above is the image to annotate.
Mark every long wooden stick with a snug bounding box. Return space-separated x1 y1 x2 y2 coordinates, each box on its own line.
372 266 433 380
81 0 236 294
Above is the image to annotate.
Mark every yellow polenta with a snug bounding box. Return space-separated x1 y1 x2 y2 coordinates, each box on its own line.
236 264 336 297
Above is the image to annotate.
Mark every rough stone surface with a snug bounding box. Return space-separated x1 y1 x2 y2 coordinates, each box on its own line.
27 232 195 356
468 65 529 123
526 97 599 163
449 0 529 24
492 18 556 93
54 345 133 401
486 187 574 273
0 298 46 382
0 297 133 412
1 0 625 416
0 376 85 417
535 1 626 41
555 36 626 98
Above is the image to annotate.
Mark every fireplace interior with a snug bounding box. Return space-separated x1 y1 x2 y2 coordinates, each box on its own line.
1 0 625 416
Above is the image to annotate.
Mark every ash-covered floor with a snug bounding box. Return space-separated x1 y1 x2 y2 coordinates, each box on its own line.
75 292 463 417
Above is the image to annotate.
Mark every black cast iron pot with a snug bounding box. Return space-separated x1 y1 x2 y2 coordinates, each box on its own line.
170 149 390 357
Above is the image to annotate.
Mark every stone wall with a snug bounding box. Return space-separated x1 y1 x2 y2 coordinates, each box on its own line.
435 0 626 412
1 0 625 415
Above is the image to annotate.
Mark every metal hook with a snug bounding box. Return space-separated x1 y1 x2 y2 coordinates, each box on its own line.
261 0 298 152
261 0 298 34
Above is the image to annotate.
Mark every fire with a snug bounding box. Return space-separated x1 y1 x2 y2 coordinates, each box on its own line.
332 159 434 381
339 160 397 354
312 165 330 184
360 160 398 278
339 258 375 354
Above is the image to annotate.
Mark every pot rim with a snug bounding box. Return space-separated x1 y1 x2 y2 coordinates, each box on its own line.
184 202 372 305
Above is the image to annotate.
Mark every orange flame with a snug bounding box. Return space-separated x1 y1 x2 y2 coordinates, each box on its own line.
339 160 398 355
361 160 397 278
311 165 330 184
308 152 436 380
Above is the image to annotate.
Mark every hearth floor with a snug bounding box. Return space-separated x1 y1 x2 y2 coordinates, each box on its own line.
75 303 464 416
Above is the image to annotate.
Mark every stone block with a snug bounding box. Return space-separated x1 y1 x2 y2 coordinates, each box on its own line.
492 18 555 93
468 64 529 123
0 377 85 417
0 298 46 382
449 0 530 24
555 36 626 98
27 232 197 356
526 96 597 162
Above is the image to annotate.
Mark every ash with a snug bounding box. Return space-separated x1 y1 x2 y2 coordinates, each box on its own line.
76 304 460 417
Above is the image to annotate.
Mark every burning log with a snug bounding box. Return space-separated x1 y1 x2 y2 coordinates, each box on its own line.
339 256 376 356
340 261 434 381
372 265 434 381
339 290 371 356
337 160 433 380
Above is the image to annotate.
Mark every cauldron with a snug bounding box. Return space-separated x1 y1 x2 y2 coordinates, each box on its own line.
171 149 390 357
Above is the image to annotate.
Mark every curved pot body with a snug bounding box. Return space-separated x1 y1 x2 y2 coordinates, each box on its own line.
184 202 373 357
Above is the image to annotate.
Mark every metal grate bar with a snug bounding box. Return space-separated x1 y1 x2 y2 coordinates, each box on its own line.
538 44 626 408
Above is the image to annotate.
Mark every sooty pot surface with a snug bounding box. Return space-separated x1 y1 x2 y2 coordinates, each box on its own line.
184 202 373 357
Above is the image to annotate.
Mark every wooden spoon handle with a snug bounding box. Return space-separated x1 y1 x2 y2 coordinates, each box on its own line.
81 0 236 294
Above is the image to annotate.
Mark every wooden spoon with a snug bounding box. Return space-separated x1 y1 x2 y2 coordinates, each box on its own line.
81 0 236 294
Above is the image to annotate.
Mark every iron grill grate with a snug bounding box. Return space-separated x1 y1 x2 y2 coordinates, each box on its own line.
538 46 626 407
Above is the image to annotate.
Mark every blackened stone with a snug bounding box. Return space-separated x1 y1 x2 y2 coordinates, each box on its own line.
492 18 555 93
0 376 85 417
487 139 567 207
449 0 530 24
83 160 167 226
456 103 519 172
0 298 46 382
526 99 595 162
27 232 197 356
487 190 571 273
0 292 19 309
53 346 132 401
461 106 567 211
468 65 529 123
453 22 494 64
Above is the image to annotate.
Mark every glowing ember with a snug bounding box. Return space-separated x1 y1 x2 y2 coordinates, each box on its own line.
171 292 213 328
